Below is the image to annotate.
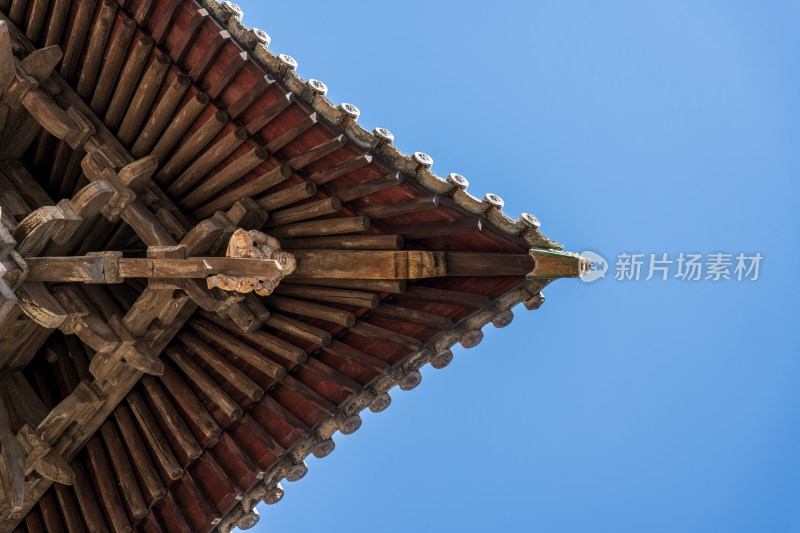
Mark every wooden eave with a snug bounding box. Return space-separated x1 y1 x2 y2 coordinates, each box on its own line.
0 1 579 531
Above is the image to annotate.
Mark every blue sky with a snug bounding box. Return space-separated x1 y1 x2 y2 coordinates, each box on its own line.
235 1 800 531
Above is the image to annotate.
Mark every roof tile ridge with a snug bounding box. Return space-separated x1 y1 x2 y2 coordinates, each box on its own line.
212 276 550 531
197 0 563 251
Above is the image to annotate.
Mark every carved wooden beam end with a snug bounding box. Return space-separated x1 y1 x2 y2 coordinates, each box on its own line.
527 248 591 279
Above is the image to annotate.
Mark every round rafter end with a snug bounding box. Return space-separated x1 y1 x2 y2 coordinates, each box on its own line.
399 370 422 391
252 28 271 47
339 414 363 435
430 349 453 369
263 483 285 505
285 461 308 482
459 329 484 349
313 438 336 458
492 309 514 328
235 509 260 530
369 392 392 413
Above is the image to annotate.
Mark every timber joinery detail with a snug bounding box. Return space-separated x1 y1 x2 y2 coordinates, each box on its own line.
0 1 587 532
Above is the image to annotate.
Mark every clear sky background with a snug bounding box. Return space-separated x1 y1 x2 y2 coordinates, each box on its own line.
234 1 799 531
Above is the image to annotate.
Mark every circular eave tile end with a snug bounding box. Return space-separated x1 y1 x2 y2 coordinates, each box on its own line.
278 54 298 70
483 193 504 208
221 1 243 20
373 127 394 143
307 78 328 95
518 212 541 229
252 28 271 46
339 102 360 119
446 172 469 189
413 152 433 168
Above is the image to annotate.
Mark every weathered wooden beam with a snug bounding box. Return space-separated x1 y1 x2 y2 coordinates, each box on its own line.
263 197 341 227
257 180 316 212
269 114 318 153
290 250 444 280
282 277 406 293
43 0 70 47
259 395 309 437
156 109 229 184
267 215 368 239
264 312 331 347
348 321 422 352
444 251 534 277
113 403 167 504
322 341 390 375
386 217 483 240
273 284 379 308
225 74 273 120
117 52 171 146
170 7 208 64
358 195 439 220
126 389 183 480
178 331 264 401
0 421 25 517
286 134 346 170
280 234 403 250
398 285 490 308
150 91 209 166
84 435 133 532
197 452 244 502
188 29 229 82
328 171 401 202
306 153 372 185
261 294 355 327
52 483 84 533
281 375 336 415
151 0 182 45
159 362 221 443
59 0 98 81
140 376 203 463
192 162 290 218
187 317 288 380
133 0 156 26
89 17 136 114
194 312 306 365
245 92 293 136
24 0 49 44
130 73 191 157
370 303 453 330
207 50 247 100
218 432 265 480
169 126 248 197
303 358 362 394
98 419 148 521
238 414 284 459
70 462 108 533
